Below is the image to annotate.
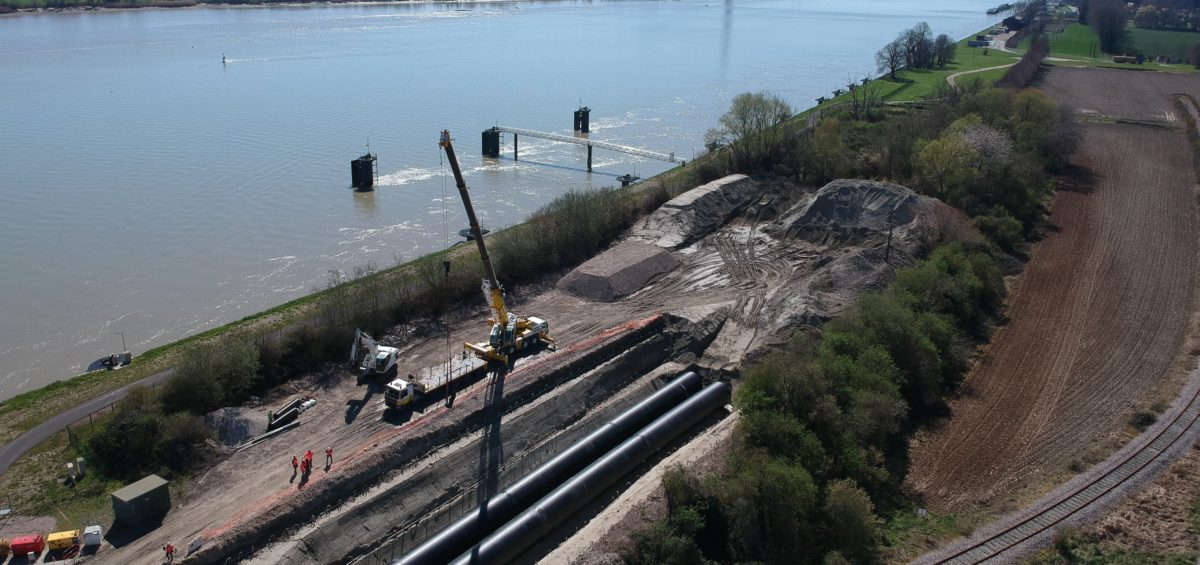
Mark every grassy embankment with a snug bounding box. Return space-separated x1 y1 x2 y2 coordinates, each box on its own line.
798 31 1019 123
1018 22 1200 73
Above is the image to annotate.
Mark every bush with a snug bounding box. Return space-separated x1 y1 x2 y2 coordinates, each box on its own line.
159 412 215 472
87 386 165 480
822 479 878 561
160 334 260 415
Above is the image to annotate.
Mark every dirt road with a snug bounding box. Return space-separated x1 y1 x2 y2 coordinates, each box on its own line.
908 67 1200 512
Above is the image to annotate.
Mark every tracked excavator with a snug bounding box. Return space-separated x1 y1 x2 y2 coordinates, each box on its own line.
439 130 554 366
350 328 399 377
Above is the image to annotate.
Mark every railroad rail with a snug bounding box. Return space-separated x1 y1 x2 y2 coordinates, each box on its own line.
494 126 681 164
917 371 1200 564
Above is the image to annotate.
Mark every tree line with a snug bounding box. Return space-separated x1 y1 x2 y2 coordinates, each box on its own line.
875 22 958 80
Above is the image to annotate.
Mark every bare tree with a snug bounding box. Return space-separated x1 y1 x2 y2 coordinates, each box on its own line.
903 22 935 69
876 39 905 79
704 91 794 171
934 33 957 67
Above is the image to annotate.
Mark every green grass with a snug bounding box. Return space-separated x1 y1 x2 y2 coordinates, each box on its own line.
880 507 974 563
1016 23 1200 73
1127 25 1200 60
801 30 1022 117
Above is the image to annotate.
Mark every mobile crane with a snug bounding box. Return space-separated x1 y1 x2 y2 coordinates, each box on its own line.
439 129 554 366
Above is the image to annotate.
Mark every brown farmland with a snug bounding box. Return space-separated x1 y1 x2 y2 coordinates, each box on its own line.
908 67 1200 513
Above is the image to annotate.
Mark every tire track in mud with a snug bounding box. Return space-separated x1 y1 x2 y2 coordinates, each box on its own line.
908 68 1200 513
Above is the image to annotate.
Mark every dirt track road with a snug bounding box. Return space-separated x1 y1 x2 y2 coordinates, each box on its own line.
908 67 1200 512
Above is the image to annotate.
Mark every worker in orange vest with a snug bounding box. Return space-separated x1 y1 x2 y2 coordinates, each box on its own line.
291 455 298 473
325 446 333 467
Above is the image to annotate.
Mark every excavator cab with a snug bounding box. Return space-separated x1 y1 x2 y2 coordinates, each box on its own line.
489 323 502 347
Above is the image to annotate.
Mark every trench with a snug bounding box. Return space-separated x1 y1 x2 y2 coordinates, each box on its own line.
250 313 725 564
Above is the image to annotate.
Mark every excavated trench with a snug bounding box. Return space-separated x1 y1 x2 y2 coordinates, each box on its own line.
250 312 725 565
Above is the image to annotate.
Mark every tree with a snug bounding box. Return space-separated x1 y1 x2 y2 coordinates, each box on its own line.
87 385 165 479
811 117 851 183
822 479 877 561
704 91 793 171
1190 42 1200 68
914 134 981 204
876 38 905 79
934 33 957 67
903 22 936 69
1089 0 1128 53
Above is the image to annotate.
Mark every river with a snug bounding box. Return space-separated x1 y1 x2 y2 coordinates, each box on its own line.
0 0 997 399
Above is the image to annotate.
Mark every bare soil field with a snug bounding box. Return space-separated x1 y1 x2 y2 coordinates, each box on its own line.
907 67 1200 515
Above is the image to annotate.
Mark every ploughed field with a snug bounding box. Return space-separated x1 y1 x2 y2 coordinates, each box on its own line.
908 67 1200 513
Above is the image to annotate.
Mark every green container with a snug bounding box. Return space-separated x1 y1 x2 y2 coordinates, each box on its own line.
111 474 170 526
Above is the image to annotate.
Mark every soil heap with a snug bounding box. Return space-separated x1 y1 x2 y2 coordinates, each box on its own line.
557 241 680 302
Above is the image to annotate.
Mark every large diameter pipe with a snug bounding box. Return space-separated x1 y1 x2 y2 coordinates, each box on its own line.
397 371 703 565
449 381 731 565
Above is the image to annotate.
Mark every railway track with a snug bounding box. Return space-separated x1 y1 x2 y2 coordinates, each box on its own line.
916 370 1200 564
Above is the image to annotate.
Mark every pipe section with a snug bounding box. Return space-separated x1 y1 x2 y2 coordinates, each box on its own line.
397 371 702 565
449 381 730 565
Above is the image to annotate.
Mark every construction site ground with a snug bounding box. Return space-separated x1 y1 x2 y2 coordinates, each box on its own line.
906 66 1200 538
53 172 965 564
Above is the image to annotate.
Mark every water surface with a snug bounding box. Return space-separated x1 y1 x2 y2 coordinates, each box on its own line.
0 0 997 398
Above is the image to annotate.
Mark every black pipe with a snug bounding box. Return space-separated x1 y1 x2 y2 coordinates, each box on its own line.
396 371 703 565
449 381 730 565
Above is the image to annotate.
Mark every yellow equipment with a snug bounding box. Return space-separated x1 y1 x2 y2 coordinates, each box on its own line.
439 130 554 366
47 530 79 551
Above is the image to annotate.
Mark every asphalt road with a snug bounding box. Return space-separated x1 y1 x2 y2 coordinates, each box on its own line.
0 368 174 476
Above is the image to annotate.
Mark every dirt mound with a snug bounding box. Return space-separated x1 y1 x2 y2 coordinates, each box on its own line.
557 241 680 301
756 178 968 329
629 174 760 249
205 407 268 446
770 178 939 246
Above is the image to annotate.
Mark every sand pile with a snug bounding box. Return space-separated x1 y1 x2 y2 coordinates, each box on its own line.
557 241 679 301
630 174 759 249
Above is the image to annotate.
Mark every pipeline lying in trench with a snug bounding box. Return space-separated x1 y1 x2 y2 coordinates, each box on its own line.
396 371 703 565
449 380 731 565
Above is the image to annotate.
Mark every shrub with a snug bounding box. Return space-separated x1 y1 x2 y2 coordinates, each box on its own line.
87 386 165 480
822 479 878 561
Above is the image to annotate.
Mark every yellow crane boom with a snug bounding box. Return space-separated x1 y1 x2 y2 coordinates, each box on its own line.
439 130 553 365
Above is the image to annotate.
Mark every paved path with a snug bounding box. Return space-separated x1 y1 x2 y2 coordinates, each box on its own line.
0 368 174 476
946 63 1017 91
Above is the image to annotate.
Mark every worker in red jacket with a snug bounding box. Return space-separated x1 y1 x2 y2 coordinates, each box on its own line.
325 446 333 468
292 455 298 473
163 542 176 562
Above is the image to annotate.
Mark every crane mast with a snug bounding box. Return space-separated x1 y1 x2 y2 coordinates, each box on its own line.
440 130 510 332
439 130 553 365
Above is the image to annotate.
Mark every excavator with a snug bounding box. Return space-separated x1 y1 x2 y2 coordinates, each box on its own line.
350 328 399 377
439 129 554 366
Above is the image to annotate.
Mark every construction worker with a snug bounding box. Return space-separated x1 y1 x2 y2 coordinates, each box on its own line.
163 542 176 562
305 449 313 468
292 455 298 473
325 446 333 467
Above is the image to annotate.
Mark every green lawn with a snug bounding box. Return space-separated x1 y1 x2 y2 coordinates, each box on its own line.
1127 25 1200 60
1016 22 1200 72
801 31 1021 117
